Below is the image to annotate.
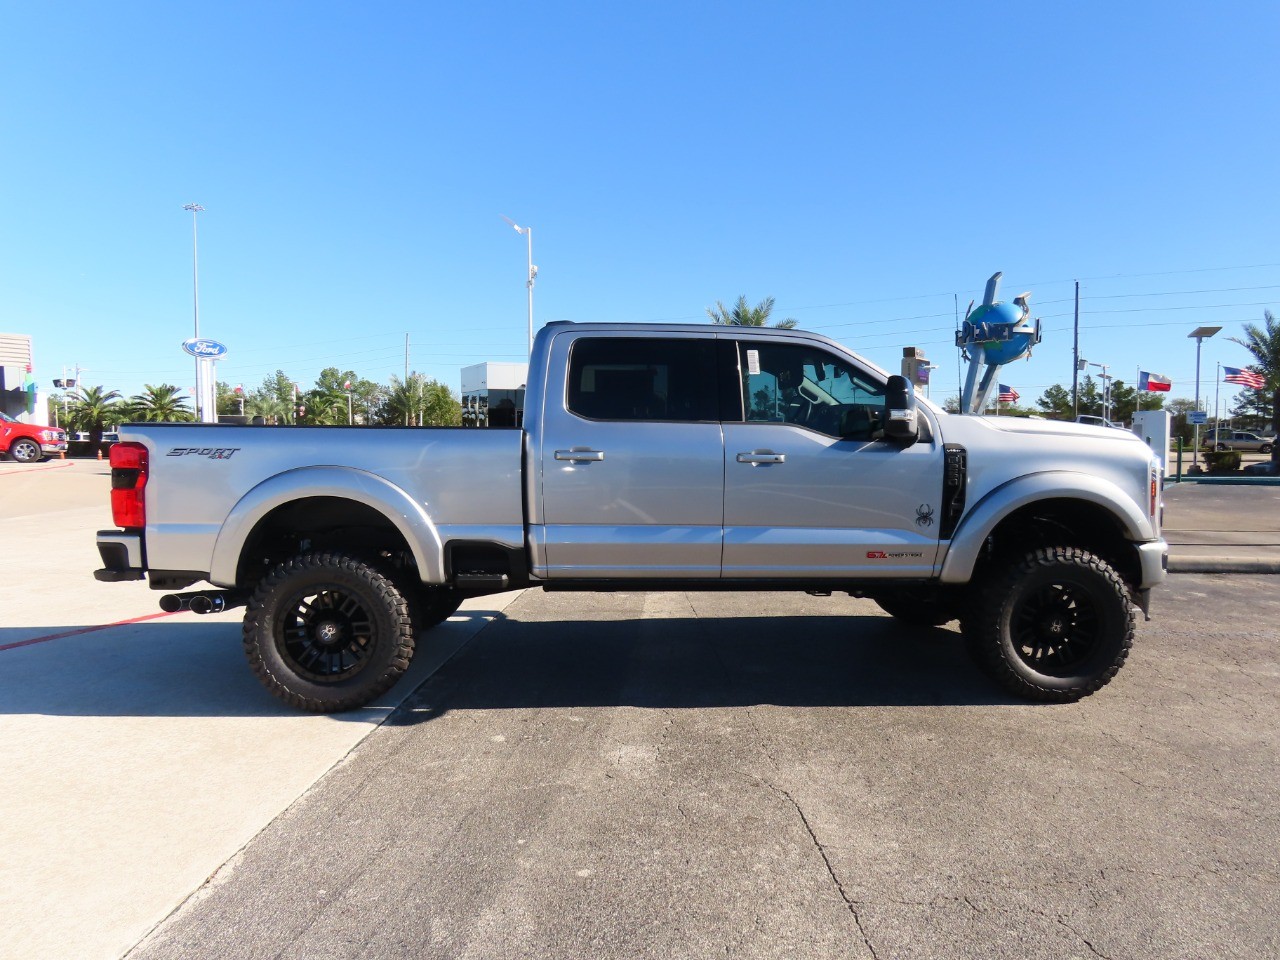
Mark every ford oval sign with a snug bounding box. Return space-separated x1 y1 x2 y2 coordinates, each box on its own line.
182 338 229 359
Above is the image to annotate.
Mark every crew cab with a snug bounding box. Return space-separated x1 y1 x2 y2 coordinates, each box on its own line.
95 323 1167 711
1 411 68 463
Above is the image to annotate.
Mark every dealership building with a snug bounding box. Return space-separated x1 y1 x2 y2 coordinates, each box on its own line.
460 361 527 428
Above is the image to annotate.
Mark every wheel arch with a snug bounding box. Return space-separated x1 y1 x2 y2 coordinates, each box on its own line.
940 472 1152 588
209 467 444 588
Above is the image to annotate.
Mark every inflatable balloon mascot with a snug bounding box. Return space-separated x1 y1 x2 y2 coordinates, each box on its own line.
955 272 1042 415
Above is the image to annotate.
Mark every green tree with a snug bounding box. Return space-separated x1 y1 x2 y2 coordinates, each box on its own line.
1229 309 1280 472
69 386 122 448
248 370 299 424
1035 384 1074 420
1228 385 1270 432
380 373 461 426
706 295 798 329
216 381 245 416
128 384 193 422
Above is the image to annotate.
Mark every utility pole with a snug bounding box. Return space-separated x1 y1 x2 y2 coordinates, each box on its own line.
1072 280 1080 417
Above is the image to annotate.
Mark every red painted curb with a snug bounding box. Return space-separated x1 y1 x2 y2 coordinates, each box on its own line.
0 611 177 652
0 459 77 475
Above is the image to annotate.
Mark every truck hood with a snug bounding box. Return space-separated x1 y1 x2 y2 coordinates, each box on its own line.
963 415 1141 444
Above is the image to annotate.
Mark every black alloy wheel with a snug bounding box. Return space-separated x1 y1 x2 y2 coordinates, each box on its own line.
278 585 378 683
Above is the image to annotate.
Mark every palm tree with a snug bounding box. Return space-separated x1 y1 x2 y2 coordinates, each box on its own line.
1230 309 1280 472
382 374 462 426
129 384 193 422
69 386 122 449
706 295 798 329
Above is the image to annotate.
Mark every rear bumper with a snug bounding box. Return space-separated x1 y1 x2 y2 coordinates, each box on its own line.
95 530 145 582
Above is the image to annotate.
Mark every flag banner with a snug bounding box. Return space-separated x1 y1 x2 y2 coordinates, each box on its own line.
1223 366 1265 390
998 384 1019 403
1138 370 1172 392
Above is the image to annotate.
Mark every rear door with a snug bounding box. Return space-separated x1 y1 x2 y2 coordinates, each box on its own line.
721 338 944 578
536 333 725 579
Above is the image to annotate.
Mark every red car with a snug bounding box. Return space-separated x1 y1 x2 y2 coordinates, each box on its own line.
0 410 68 463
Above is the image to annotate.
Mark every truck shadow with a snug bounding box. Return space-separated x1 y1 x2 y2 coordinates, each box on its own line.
387 611 1027 722
0 611 1027 718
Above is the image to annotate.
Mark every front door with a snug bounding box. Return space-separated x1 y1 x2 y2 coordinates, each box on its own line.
722 339 943 578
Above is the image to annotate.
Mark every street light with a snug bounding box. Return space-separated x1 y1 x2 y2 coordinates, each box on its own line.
183 203 205 420
1188 325 1222 470
502 216 537 357
1077 359 1113 422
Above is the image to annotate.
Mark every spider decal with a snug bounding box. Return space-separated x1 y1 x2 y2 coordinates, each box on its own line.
915 504 935 528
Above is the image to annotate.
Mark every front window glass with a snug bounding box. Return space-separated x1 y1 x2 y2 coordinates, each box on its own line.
740 342 884 439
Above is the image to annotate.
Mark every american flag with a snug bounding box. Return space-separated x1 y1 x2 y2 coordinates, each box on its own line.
998 384 1019 403
1223 366 1266 390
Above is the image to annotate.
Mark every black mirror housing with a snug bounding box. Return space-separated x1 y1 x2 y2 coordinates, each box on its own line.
882 375 919 446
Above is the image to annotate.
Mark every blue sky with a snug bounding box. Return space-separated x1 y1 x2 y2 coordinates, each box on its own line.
2 1 1277 412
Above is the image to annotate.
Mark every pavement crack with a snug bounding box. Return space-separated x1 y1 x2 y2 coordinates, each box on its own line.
1057 917 1112 960
775 785 879 960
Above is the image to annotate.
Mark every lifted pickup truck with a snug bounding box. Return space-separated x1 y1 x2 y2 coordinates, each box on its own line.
96 323 1166 711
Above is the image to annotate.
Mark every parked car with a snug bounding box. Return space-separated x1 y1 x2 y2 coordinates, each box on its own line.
0 411 69 463
1202 429 1273 453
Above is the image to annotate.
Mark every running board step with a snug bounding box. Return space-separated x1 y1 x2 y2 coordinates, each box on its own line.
453 573 509 590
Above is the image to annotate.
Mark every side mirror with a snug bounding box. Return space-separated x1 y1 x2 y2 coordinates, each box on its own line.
881 375 918 446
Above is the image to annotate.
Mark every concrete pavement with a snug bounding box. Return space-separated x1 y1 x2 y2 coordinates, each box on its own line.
0 463 1274 957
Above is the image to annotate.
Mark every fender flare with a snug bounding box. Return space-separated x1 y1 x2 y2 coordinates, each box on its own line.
208 466 444 587
939 471 1154 584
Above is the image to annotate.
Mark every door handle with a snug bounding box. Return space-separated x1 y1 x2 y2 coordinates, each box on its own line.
736 452 786 464
554 449 605 462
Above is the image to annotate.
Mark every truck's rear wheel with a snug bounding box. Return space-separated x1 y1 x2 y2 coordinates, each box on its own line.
242 552 415 712
968 547 1134 703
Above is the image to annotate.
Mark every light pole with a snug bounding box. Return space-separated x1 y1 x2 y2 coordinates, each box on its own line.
1188 325 1222 471
502 217 537 356
183 203 205 420
1077 359 1112 422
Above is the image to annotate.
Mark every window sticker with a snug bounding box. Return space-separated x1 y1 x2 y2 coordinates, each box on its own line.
746 349 761 376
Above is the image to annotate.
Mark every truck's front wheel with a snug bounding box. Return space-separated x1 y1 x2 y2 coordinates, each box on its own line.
242 552 416 712
968 547 1134 703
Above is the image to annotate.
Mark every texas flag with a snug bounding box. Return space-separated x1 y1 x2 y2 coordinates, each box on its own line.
1138 371 1172 392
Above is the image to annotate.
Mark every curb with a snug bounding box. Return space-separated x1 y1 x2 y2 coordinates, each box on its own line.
1168 557 1280 574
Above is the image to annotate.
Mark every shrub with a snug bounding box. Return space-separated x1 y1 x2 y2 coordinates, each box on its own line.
1202 450 1242 474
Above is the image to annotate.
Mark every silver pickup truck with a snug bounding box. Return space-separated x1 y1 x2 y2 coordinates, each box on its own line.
96 322 1166 711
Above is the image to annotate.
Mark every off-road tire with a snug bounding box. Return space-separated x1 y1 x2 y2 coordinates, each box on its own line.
968 546 1134 703
242 552 415 713
872 587 964 627
9 438 41 463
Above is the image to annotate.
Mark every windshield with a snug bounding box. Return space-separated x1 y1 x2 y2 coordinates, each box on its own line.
0 411 16 423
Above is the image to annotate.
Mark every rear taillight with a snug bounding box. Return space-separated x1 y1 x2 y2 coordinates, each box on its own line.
110 442 148 529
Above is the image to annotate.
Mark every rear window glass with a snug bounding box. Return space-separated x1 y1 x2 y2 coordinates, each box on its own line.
567 338 718 422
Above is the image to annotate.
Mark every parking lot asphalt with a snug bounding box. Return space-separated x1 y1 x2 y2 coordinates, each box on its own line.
2 461 1278 959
